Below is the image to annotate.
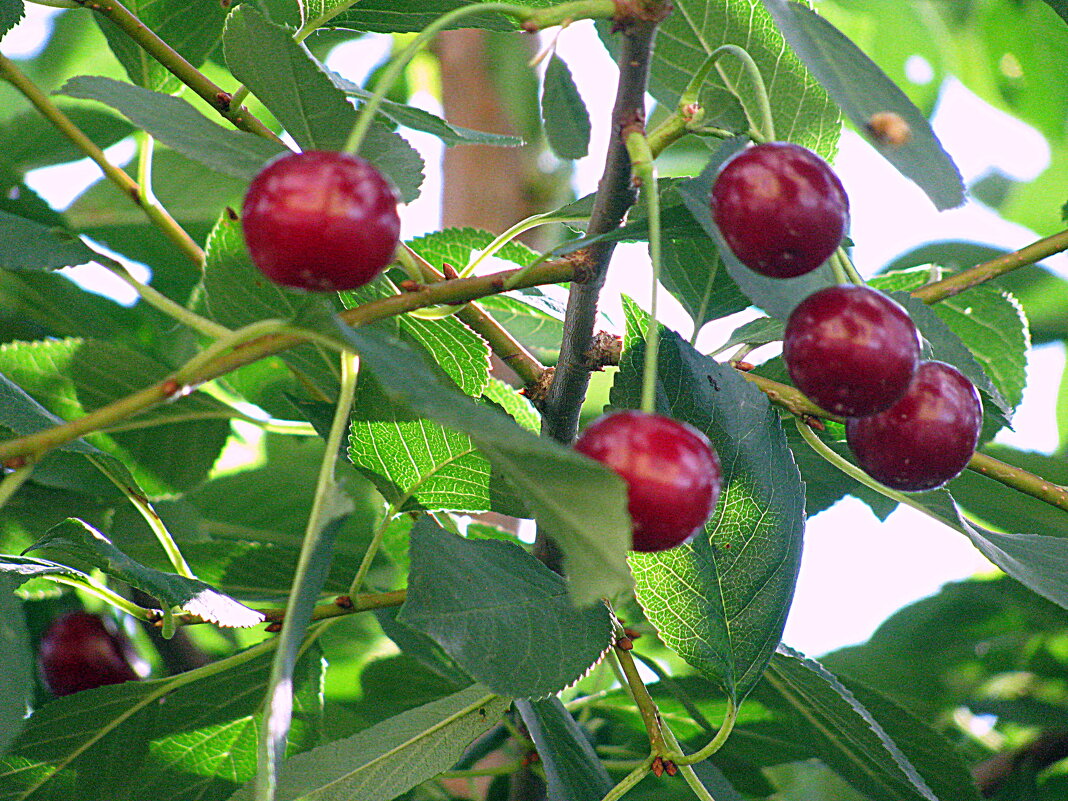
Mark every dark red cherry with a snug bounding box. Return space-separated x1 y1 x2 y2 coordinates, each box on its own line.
784 285 920 417
242 150 400 292
846 361 983 492
38 612 141 696
710 142 849 278
574 410 722 552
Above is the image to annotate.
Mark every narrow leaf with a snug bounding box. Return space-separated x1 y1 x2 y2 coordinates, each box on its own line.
0 576 30 755
761 0 965 210
677 139 837 320
541 54 590 160
26 519 264 627
515 698 613 801
615 329 805 701
226 685 510 801
223 5 424 202
58 76 286 180
398 519 612 698
0 209 98 272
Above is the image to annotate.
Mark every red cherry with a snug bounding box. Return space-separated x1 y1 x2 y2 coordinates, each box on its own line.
574 410 722 552
710 142 849 278
846 361 983 492
38 612 141 696
241 150 400 292
784 285 920 417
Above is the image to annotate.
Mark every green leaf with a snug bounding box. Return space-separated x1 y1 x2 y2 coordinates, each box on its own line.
0 643 323 801
94 0 227 92
541 54 590 160
0 0 22 39
0 105 132 174
407 226 541 273
0 576 30 755
330 75 524 147
0 372 97 456
478 293 565 361
203 212 342 402
1042 0 1068 26
0 209 99 272
0 338 231 496
716 316 785 354
676 140 838 320
58 76 286 180
223 5 424 202
397 518 612 698
515 697 612 801
615 329 805 702
314 0 521 33
661 236 751 335
761 0 965 210
226 685 510 801
306 321 633 605
27 518 264 627
757 647 971 801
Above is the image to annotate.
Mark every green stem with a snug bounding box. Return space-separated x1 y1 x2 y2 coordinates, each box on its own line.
347 507 394 598
625 131 663 415
673 697 737 765
47 573 155 620
0 54 205 270
679 765 718 801
613 642 671 757
255 351 359 801
343 3 532 155
912 228 1068 304
73 0 282 144
600 760 655 801
835 247 866 285
463 214 589 278
90 455 195 579
829 250 850 285
680 44 774 142
260 589 406 624
0 259 579 463
631 652 715 734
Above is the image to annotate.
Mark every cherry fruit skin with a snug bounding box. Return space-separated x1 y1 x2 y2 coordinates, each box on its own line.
846 361 983 492
241 151 400 292
574 410 722 552
710 142 849 278
38 612 140 696
784 285 920 417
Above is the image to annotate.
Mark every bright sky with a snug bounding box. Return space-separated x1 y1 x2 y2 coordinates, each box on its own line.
4 10 1066 657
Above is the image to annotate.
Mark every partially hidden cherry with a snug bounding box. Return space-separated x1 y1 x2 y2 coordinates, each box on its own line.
710 142 849 278
38 611 141 696
241 150 400 292
574 410 722 552
846 361 983 492
784 285 920 417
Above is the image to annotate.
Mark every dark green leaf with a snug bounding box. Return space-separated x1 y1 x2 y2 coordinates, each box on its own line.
677 140 837 320
632 0 842 156
615 329 804 702
515 697 613 801
0 372 96 456
223 5 424 201
315 0 520 33
716 316 785 354
0 209 98 272
94 0 227 92
26 518 263 627
0 338 231 495
0 644 323 801
761 0 965 210
331 75 523 147
226 685 510 801
478 293 565 361
541 54 590 160
58 76 286 180
0 0 22 39
203 212 342 402
661 237 751 335
1045 0 1068 25
0 576 30 754
306 321 633 605
0 105 132 173
398 518 612 698
759 647 940 801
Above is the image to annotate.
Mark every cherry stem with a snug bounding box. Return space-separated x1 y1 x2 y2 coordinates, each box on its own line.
599 760 654 801
70 0 282 144
477 213 590 283
254 350 359 801
912 227 1068 304
343 2 533 156
0 54 206 270
625 130 663 415
680 43 775 142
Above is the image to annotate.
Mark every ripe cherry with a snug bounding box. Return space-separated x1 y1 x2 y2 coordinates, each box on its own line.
846 361 983 492
574 410 722 552
38 612 141 696
242 150 400 292
710 142 849 278
784 285 920 417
